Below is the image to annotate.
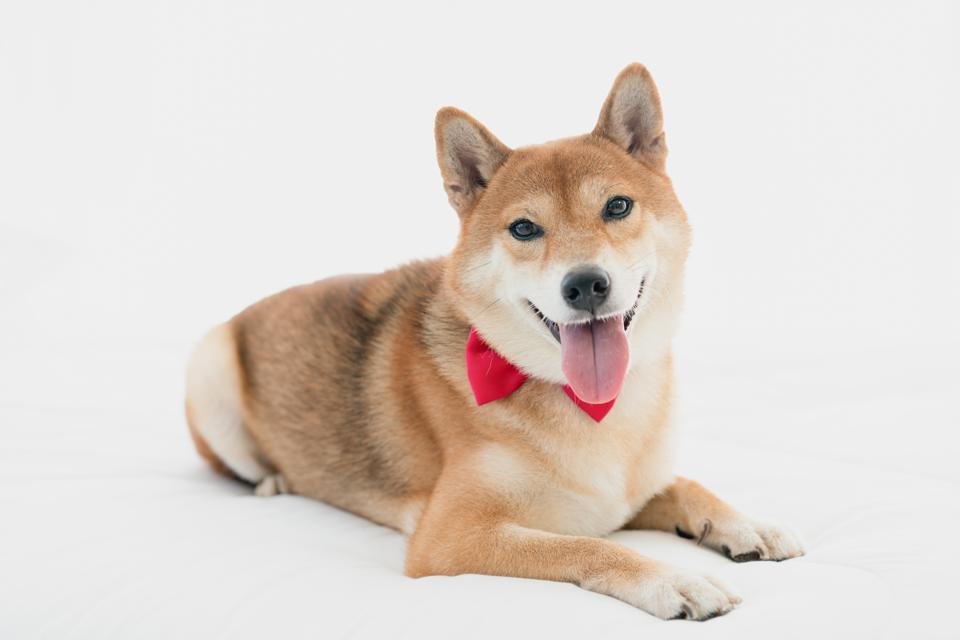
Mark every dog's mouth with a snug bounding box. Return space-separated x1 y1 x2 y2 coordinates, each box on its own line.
528 277 646 343
526 278 645 405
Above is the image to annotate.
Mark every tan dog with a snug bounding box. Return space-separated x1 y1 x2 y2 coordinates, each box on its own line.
185 63 804 620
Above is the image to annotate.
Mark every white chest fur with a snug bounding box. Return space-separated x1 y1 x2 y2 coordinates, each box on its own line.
473 368 677 537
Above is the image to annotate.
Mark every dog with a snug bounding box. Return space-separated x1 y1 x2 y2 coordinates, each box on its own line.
184 63 804 620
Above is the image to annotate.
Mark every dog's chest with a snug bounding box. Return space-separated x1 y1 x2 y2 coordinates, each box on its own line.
544 429 672 535
476 390 676 537
532 455 646 536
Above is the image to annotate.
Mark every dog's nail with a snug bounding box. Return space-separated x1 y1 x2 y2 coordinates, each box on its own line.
731 549 762 562
672 603 693 620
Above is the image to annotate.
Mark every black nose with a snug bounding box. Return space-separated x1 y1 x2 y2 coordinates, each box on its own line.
561 267 611 312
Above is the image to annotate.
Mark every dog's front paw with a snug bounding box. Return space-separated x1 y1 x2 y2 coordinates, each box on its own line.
681 517 805 562
612 569 741 620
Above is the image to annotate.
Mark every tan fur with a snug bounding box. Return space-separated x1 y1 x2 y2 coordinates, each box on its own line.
184 63 803 620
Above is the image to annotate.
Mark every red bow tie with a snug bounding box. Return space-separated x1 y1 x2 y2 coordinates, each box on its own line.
465 328 617 422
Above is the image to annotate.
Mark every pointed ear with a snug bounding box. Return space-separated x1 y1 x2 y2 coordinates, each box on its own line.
435 107 511 216
593 63 667 171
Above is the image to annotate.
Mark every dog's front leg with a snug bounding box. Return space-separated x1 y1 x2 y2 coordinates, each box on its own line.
405 485 740 620
626 477 805 562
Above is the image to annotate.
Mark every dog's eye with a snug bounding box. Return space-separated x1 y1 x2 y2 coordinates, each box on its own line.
509 219 543 241
603 196 633 220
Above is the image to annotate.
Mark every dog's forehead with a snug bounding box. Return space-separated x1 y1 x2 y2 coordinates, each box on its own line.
497 138 649 208
507 139 619 188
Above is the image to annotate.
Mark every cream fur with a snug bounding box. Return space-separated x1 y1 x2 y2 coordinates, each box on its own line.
185 324 270 483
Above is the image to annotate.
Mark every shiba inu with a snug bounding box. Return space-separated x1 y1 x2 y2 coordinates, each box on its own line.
185 63 804 620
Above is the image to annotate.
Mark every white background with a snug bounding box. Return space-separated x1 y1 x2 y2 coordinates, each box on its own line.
2 1 959 638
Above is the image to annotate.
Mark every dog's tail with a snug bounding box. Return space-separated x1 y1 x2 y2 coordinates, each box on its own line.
184 323 275 489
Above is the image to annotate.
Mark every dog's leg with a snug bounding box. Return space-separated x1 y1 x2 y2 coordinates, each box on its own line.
626 477 805 562
405 489 740 620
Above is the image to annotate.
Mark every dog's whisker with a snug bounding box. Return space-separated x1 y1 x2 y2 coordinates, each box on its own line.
627 251 657 270
644 285 668 304
464 260 492 273
474 297 502 319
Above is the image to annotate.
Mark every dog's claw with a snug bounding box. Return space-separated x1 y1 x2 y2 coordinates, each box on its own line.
722 544 763 562
671 604 692 620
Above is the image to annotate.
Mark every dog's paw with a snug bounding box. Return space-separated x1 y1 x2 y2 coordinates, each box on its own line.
614 570 741 620
254 473 289 497
681 517 805 562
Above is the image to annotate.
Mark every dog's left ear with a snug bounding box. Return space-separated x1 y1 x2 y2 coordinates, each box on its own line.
435 107 511 217
593 63 667 171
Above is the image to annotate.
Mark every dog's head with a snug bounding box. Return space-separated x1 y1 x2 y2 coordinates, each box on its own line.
439 64 691 404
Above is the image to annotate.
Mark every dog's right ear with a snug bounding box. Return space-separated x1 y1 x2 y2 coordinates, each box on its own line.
435 107 511 216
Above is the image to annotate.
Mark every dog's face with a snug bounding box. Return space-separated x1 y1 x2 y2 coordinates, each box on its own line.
439 64 691 403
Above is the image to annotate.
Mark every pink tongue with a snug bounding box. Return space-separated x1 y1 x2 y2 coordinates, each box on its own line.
558 315 629 405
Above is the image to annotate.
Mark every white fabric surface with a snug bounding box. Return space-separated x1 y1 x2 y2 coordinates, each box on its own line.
2 310 958 638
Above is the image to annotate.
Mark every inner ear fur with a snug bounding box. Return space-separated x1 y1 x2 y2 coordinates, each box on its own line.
593 63 667 171
435 107 511 216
